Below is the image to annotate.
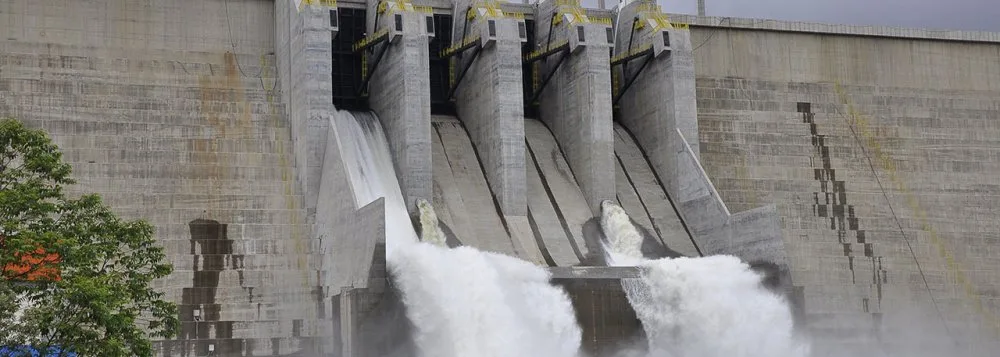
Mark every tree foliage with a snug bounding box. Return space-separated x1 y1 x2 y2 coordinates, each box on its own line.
0 118 179 357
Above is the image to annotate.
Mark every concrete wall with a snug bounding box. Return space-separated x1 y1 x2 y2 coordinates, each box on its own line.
534 0 615 213
275 0 337 224
450 0 528 216
365 1 434 213
0 0 337 355
679 14 1000 354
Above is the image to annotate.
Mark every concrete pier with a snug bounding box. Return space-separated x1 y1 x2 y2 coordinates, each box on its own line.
610 0 791 291
533 0 616 213
548 266 644 355
365 0 435 213
449 0 529 215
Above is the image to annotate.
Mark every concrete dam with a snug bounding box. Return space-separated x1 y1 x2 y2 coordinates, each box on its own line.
1 0 999 356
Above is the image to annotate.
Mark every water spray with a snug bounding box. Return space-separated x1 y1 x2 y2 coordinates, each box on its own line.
416 198 447 247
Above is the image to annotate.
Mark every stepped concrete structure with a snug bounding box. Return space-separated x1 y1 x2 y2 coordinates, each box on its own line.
1 0 999 356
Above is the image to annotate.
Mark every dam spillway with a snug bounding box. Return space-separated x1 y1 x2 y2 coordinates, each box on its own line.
2 0 1000 356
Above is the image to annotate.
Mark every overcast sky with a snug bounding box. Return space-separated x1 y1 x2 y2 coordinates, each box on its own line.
634 0 1000 32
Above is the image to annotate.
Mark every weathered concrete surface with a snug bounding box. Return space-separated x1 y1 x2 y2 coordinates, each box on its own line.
430 116 604 264
533 0 615 213
680 14 1000 355
612 124 699 257
0 0 336 355
525 119 596 263
366 0 433 213
610 0 789 293
275 0 338 224
548 266 641 279
450 0 528 216
429 117 520 256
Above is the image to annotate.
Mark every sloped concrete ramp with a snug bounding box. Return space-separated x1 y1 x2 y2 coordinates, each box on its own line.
613 123 702 257
430 116 697 266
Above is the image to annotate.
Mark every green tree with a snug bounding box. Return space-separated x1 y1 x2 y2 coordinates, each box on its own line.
0 118 179 357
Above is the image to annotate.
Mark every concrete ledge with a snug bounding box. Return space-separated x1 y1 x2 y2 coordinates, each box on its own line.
548 266 642 280
670 14 1000 44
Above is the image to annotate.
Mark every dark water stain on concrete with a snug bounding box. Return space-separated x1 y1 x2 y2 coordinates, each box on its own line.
177 218 247 356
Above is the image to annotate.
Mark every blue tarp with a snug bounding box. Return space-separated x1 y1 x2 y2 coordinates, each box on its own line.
0 346 77 357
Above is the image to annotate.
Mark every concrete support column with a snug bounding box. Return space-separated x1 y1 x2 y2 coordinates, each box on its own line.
450 0 529 216
366 0 434 213
534 0 615 214
612 1 698 199
275 1 338 223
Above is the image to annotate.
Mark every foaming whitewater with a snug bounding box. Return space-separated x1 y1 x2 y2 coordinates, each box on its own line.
416 198 447 247
600 201 810 357
333 111 582 357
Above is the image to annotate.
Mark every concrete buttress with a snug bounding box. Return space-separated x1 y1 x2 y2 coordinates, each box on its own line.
366 0 435 213
449 0 529 216
533 0 616 214
276 1 339 224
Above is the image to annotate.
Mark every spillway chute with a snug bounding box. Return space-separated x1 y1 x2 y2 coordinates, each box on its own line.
335 110 584 357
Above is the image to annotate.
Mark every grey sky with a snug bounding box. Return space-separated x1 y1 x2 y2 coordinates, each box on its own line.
605 0 1000 32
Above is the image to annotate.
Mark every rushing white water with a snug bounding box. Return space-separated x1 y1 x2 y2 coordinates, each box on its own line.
600 201 810 357
333 111 582 357
332 110 419 254
416 198 448 247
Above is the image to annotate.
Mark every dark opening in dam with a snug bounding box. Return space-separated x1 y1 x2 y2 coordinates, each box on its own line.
521 19 538 118
332 8 369 111
429 14 454 115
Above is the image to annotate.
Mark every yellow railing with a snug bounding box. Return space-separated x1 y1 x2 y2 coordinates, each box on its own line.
590 16 613 25
532 61 540 92
553 7 589 26
360 52 368 88
524 40 568 62
441 36 481 57
629 2 687 31
834 82 1000 338
610 43 651 64
353 28 389 52
299 0 337 10
377 0 431 14
448 60 455 87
